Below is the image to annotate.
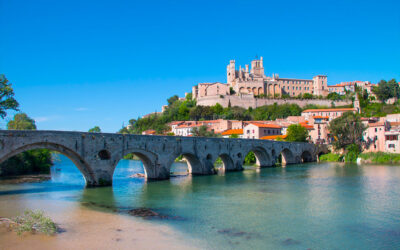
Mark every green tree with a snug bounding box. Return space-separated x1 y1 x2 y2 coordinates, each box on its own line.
244 151 256 165
88 126 101 133
302 93 314 99
167 95 179 106
373 79 400 102
191 125 219 137
328 112 367 150
7 113 36 130
229 134 239 138
285 124 309 142
0 74 19 118
1 113 52 176
327 92 342 101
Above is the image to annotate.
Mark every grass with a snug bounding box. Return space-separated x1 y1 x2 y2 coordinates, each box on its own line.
13 210 57 235
319 153 343 162
359 152 400 164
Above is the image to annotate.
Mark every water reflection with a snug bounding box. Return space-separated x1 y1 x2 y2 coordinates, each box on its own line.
1 157 400 249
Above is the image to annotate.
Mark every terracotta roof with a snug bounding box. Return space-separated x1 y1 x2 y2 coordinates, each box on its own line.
312 116 329 119
142 130 156 134
176 124 202 129
389 122 400 126
368 122 385 127
299 123 314 129
302 108 356 113
221 129 243 135
249 123 282 129
169 121 184 125
260 135 287 140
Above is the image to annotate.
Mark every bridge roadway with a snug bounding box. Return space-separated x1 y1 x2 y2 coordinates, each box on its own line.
0 130 321 187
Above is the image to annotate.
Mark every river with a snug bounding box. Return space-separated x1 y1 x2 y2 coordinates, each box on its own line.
1 154 400 249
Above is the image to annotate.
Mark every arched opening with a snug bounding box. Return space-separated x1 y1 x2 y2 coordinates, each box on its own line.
0 143 92 186
301 150 313 163
213 153 235 172
243 147 271 168
170 153 204 176
113 150 155 184
278 148 295 166
98 150 111 160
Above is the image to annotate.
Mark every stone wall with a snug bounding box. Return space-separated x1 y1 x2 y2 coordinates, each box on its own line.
196 95 352 109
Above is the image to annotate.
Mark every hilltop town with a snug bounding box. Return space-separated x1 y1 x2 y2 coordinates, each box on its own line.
127 57 400 158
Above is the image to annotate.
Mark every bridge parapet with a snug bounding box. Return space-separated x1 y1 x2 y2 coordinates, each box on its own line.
0 130 318 187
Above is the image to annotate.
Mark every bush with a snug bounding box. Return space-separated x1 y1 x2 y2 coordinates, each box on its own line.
344 144 360 163
319 153 343 162
13 210 57 235
244 151 256 165
359 152 400 164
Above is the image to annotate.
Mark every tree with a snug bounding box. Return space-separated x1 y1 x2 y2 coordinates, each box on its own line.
302 93 314 99
372 79 400 102
328 112 367 150
229 134 239 138
7 113 36 130
1 113 52 176
285 124 309 142
88 126 101 133
0 74 19 119
191 125 219 137
167 95 179 106
327 92 342 101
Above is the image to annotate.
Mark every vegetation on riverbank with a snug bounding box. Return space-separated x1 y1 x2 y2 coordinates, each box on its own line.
319 152 400 164
358 152 400 164
13 210 57 235
119 93 351 135
0 113 53 176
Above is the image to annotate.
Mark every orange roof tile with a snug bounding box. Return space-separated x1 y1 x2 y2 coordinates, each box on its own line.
250 123 282 129
302 108 356 113
368 122 385 127
260 135 287 140
390 122 400 126
221 129 243 135
312 116 329 119
169 121 184 125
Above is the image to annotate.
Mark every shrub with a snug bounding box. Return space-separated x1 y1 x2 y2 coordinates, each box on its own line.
13 210 57 235
319 153 343 162
359 152 400 164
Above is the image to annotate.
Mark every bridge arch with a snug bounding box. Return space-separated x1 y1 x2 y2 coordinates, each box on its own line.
243 146 271 167
216 153 235 172
0 142 96 186
279 148 295 165
301 150 313 163
112 148 160 180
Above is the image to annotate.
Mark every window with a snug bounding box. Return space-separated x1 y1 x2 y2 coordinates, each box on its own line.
375 128 378 132
389 144 395 148
247 130 250 134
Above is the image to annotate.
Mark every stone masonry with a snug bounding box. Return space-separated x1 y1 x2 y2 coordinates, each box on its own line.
0 130 322 187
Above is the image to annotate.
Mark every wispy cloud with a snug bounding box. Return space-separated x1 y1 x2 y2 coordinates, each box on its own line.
34 115 62 123
75 107 89 111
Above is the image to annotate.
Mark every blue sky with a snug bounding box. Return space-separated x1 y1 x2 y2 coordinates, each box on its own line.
1 0 399 132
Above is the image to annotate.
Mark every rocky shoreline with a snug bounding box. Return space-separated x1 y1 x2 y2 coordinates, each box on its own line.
0 174 51 185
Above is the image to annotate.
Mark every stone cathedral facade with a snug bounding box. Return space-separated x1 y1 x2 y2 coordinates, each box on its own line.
193 57 329 99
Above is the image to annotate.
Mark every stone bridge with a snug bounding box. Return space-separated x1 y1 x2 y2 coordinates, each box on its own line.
0 130 323 187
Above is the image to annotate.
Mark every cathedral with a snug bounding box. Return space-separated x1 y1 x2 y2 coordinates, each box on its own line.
193 57 329 99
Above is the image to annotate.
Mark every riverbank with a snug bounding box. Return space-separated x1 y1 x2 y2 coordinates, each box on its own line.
0 197 200 250
319 152 400 164
0 175 51 185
